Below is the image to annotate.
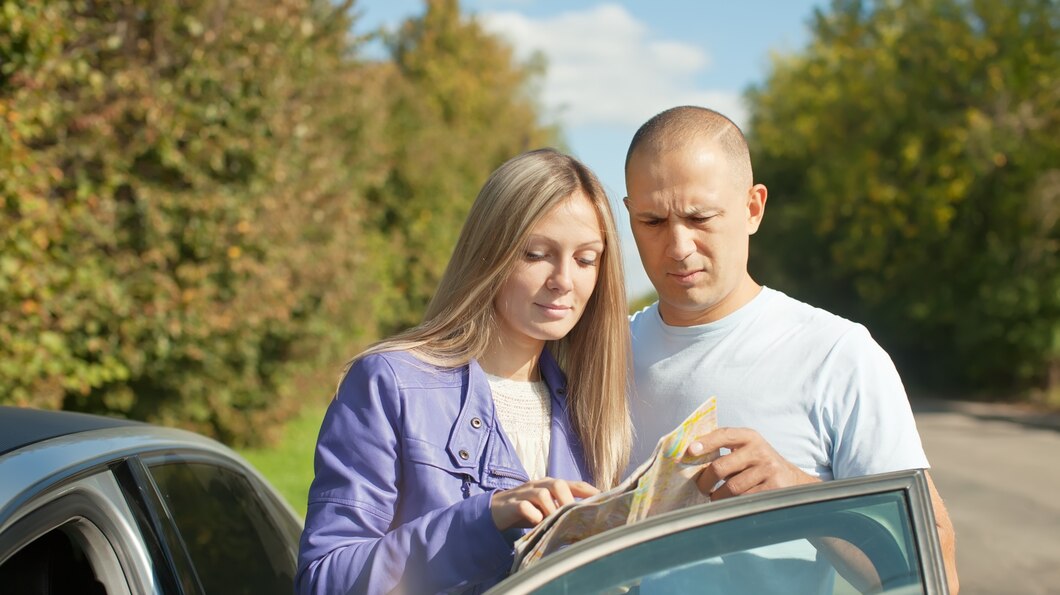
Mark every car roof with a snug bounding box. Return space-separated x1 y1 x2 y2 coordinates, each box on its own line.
0 406 143 457
0 413 276 529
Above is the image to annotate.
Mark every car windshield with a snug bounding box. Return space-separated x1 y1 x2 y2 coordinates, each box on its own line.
525 491 924 595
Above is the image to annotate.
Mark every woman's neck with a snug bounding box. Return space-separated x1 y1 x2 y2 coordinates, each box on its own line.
478 339 542 381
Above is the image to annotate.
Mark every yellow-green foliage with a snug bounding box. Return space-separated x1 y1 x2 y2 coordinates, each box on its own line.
0 0 557 443
748 0 1059 393
367 0 559 332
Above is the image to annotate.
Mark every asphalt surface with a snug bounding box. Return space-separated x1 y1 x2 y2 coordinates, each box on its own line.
911 398 1060 594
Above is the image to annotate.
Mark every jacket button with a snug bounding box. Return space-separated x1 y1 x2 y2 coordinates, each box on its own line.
458 449 470 460
470 417 482 429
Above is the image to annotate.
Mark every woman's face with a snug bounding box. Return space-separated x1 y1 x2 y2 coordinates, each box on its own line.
494 191 605 352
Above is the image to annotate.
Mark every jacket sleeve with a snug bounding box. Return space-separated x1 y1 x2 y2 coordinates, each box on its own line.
295 355 514 595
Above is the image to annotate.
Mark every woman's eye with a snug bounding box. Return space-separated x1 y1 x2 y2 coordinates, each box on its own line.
525 251 546 261
576 253 600 266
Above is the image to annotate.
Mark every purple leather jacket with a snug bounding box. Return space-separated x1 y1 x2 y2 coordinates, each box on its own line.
296 349 592 595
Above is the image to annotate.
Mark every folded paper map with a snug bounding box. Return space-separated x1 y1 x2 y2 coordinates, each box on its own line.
512 397 720 572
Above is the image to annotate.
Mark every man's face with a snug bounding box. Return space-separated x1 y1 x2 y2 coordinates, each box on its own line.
625 140 766 326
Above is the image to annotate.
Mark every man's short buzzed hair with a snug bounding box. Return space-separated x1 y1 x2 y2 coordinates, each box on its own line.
625 106 754 189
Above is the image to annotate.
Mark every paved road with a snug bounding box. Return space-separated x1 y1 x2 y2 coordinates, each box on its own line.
912 399 1060 594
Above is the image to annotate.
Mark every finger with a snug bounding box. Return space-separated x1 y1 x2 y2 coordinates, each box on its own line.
695 462 722 496
696 449 742 489
529 487 558 518
567 480 600 498
713 465 768 499
709 481 734 501
516 499 545 526
548 479 577 507
685 427 754 459
708 447 755 483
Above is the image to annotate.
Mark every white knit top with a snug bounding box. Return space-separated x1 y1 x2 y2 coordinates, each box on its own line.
486 373 552 481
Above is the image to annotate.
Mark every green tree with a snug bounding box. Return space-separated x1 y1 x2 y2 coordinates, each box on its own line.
1 0 561 441
0 0 382 442
366 0 559 332
747 0 1059 397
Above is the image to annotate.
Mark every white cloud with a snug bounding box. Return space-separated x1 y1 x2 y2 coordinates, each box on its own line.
478 4 747 128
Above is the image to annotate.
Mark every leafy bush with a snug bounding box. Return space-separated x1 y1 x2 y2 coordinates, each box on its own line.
1 0 556 442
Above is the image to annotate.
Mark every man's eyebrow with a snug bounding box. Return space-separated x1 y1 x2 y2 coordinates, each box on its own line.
678 203 722 217
626 205 665 218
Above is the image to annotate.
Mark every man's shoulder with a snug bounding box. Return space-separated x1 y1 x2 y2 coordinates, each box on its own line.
761 288 864 335
763 288 890 366
628 301 660 334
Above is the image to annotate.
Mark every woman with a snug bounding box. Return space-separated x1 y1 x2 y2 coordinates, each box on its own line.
296 149 632 595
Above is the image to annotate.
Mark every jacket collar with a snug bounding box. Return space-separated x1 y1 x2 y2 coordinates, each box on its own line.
446 349 589 484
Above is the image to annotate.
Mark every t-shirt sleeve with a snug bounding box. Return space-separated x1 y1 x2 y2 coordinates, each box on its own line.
823 325 930 479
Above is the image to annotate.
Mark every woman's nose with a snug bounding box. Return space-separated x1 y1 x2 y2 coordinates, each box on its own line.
547 263 573 293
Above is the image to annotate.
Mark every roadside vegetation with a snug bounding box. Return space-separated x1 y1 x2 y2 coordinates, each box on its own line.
3 0 1057 490
1 0 557 444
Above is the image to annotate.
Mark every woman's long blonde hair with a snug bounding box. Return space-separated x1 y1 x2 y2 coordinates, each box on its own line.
351 148 631 488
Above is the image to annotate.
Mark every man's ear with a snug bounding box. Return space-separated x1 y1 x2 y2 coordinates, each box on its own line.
623 196 631 212
747 184 768 235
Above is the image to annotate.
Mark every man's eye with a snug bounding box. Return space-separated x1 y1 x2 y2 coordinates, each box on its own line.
642 219 664 227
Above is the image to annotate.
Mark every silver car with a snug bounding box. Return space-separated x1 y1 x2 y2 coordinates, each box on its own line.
1 406 948 594
0 406 302 595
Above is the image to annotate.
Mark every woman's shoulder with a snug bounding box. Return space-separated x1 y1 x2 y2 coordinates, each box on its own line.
349 349 467 387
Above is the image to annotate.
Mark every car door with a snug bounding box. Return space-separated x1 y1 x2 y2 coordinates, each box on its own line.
124 451 302 595
489 469 947 595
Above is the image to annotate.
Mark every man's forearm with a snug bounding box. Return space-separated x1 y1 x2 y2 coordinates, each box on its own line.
926 472 959 593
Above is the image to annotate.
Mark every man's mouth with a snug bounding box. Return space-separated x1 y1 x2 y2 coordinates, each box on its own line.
669 270 703 285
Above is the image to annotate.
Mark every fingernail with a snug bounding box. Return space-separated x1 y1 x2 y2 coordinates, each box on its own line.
688 441 704 456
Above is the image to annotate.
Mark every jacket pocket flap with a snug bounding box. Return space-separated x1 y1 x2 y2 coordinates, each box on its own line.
406 437 479 480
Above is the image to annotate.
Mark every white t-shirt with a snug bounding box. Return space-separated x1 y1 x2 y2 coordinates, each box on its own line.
629 286 928 476
628 287 929 594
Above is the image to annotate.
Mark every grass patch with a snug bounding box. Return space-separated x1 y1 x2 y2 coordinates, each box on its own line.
238 403 326 519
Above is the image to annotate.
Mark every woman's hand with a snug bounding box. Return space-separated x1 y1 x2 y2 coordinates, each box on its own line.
490 478 599 531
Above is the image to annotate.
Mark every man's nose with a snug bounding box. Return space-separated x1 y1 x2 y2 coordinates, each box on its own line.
665 224 695 261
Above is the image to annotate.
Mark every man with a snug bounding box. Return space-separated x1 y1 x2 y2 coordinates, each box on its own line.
624 106 958 592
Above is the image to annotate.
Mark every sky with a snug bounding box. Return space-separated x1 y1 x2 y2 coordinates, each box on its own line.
355 0 826 297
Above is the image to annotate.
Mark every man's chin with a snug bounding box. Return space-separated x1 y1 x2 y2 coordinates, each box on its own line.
657 293 717 315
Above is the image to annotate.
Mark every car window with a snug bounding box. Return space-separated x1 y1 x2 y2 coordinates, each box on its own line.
527 492 923 595
0 522 109 595
148 461 296 595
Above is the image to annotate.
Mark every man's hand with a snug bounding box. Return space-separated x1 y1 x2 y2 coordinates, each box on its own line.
490 478 599 530
686 427 820 500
